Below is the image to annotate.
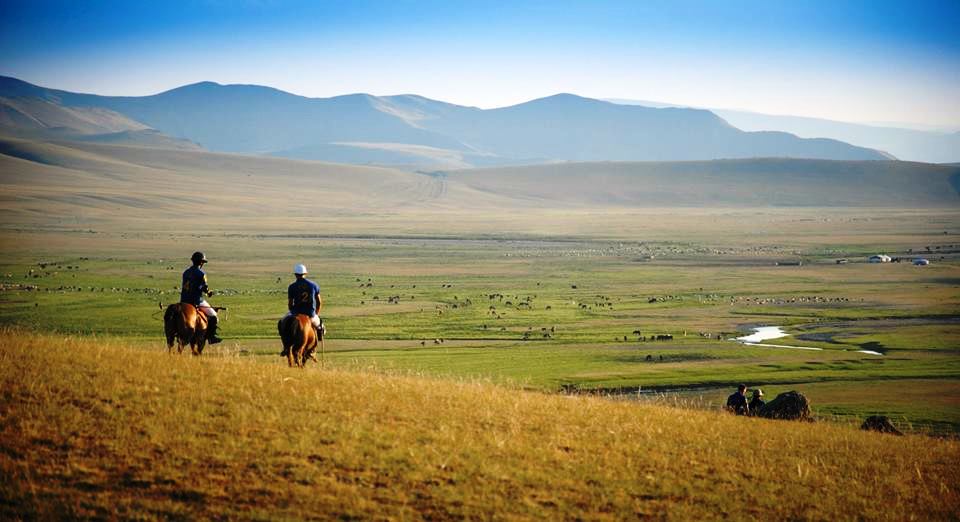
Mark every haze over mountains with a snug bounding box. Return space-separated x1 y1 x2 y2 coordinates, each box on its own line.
715 110 960 164
0 76 893 169
2 75 957 218
607 98 960 164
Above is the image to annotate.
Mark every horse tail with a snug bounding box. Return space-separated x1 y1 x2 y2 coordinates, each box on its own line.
164 303 178 323
163 303 179 348
293 315 316 367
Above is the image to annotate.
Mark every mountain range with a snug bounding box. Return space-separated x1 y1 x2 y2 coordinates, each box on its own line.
0 76 893 169
606 98 960 164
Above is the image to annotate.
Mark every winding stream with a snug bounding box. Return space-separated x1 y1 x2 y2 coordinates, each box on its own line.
735 326 790 343
733 326 881 355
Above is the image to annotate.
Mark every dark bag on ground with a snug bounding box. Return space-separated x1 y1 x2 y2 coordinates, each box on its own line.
757 391 812 421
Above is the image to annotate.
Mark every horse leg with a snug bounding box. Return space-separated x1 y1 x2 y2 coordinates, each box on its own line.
287 344 295 367
178 329 187 354
166 327 175 354
304 336 319 364
295 342 306 369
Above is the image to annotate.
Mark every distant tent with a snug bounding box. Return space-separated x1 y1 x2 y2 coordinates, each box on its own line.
913 258 930 266
868 254 891 263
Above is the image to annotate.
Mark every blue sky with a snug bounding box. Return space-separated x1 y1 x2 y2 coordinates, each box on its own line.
2 0 958 127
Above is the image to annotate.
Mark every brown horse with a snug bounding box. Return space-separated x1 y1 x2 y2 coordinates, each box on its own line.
279 314 321 368
163 303 208 355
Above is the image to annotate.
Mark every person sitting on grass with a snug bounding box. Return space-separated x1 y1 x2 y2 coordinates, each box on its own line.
726 384 749 415
749 388 765 415
181 251 222 344
279 263 323 356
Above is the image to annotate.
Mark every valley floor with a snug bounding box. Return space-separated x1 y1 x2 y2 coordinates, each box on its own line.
1 205 959 518
1 212 959 434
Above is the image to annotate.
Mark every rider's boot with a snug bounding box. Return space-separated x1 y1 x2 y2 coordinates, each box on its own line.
207 315 223 344
315 320 324 341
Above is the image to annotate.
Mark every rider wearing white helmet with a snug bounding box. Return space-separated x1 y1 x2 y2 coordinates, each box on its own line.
279 263 323 355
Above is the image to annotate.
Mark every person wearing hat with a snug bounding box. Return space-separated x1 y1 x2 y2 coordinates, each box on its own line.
749 388 765 416
180 251 223 344
279 263 323 356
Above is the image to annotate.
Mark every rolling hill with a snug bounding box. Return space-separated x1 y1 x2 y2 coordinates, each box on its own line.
1 331 958 520
445 159 960 207
713 110 960 164
606 98 960 164
1 84 199 150
0 136 528 231
0 76 891 168
0 95 146 134
0 135 956 234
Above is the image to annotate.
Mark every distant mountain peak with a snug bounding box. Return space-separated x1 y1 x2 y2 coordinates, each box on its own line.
187 80 221 88
520 93 605 106
0 75 895 164
157 80 222 94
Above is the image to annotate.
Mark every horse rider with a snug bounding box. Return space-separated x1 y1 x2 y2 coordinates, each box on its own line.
180 251 223 344
280 263 323 355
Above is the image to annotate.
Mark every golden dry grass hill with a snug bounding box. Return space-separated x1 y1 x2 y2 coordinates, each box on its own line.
2 331 958 520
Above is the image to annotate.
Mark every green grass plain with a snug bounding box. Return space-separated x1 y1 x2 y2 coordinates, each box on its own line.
2 207 958 434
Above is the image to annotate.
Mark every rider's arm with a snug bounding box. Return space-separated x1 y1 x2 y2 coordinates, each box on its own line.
200 274 211 296
315 293 323 315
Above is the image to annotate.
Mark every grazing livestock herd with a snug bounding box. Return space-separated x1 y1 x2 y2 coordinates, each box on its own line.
14 252 953 363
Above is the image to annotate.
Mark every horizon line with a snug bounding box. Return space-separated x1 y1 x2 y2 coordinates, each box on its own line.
3 73 957 131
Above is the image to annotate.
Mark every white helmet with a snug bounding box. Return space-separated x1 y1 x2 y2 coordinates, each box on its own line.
293 263 308 275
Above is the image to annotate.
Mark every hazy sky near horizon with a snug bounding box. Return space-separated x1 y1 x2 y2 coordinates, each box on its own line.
2 0 958 128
